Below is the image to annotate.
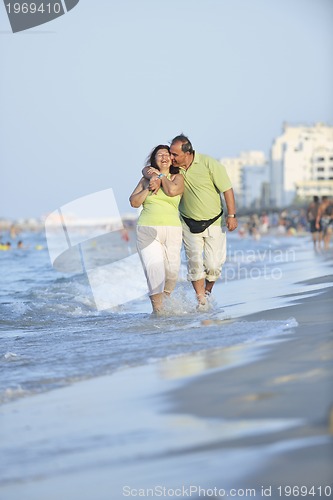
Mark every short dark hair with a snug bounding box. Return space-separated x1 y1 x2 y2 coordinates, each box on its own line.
171 134 194 154
145 144 179 174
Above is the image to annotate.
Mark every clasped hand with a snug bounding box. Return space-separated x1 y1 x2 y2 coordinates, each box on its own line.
147 167 161 194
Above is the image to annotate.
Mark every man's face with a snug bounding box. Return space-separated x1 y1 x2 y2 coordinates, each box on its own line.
170 141 189 168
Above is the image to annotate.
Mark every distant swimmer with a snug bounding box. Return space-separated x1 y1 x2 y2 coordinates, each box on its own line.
0 242 11 251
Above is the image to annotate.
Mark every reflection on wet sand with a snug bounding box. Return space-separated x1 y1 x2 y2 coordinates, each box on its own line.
158 340 257 380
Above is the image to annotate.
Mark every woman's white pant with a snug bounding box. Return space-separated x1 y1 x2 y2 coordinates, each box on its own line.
136 226 183 295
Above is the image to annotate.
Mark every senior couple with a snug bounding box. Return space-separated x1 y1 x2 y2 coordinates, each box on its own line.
129 134 237 314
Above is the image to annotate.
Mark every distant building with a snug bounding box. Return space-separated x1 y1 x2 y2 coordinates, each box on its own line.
242 165 269 209
221 151 267 209
270 122 333 206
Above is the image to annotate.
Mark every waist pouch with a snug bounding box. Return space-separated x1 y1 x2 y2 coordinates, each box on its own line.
182 211 223 234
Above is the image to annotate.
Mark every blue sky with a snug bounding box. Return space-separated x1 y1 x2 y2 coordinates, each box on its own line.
1 0 332 220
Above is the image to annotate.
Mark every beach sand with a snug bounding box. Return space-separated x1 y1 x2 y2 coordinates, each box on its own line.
1 271 332 499
165 279 333 497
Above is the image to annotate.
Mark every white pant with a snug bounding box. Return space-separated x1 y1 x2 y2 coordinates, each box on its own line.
136 226 183 295
182 222 226 282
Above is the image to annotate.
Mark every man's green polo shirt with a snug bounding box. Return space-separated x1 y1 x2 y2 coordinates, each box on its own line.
179 152 232 222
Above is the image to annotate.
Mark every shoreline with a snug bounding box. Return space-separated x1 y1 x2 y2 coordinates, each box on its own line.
163 278 333 494
1 260 332 498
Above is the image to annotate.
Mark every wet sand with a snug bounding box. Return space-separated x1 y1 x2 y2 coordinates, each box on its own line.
1 271 332 499
164 278 333 497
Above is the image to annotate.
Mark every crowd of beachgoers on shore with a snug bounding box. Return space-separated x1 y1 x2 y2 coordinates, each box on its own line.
1 200 332 251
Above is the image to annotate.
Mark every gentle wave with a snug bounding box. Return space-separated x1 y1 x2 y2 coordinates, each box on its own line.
0 230 323 405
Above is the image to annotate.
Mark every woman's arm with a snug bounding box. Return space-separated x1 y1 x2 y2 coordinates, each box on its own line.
129 177 150 208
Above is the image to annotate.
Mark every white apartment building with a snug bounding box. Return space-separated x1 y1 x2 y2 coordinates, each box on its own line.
221 151 267 209
242 165 269 208
270 123 333 206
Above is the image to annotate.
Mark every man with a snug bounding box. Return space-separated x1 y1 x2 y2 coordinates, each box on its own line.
306 195 321 250
145 134 237 309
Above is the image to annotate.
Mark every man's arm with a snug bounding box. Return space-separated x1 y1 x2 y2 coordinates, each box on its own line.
207 158 237 231
142 166 156 179
142 166 161 194
223 188 238 232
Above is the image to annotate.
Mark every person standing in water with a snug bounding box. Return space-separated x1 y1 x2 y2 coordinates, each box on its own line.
129 144 184 314
307 195 322 251
316 196 333 251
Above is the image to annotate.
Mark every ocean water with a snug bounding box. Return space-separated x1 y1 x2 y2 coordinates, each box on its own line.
0 227 330 405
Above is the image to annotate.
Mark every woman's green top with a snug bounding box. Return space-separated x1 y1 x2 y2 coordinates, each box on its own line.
137 174 181 227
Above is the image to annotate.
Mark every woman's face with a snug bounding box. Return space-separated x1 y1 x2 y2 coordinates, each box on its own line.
155 149 171 170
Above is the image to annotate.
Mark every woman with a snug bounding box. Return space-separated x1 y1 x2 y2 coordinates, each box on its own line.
129 145 184 313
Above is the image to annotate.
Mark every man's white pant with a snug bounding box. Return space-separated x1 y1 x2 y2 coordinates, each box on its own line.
136 226 183 296
182 222 226 282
